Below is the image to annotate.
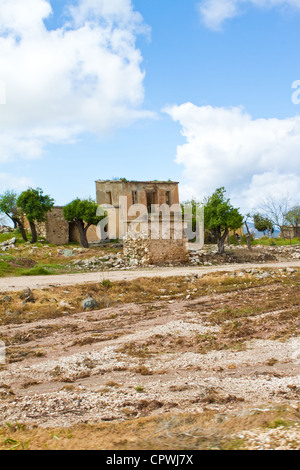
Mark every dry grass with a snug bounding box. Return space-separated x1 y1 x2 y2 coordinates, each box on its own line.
0 404 299 450
1 270 298 327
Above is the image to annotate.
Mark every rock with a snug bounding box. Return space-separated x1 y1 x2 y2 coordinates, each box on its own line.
286 268 296 274
63 249 74 257
59 300 71 308
81 297 99 310
20 288 35 303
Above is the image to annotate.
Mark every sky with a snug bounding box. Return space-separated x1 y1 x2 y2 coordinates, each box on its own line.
0 0 300 214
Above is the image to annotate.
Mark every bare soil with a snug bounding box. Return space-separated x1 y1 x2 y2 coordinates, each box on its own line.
0 266 300 449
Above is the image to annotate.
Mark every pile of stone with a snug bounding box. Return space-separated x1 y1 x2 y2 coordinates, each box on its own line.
227 267 297 280
71 253 132 271
189 247 220 266
0 237 17 251
123 232 189 267
123 232 150 266
0 226 14 234
188 243 300 265
266 244 300 260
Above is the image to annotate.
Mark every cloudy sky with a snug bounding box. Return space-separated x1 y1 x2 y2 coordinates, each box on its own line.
0 0 299 213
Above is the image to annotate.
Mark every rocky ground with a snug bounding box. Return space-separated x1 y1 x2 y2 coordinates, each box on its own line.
1 230 300 275
0 266 299 450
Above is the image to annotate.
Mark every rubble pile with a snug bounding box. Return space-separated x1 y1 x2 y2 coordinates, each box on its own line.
123 232 189 267
188 244 300 265
71 253 132 271
0 237 17 252
0 226 14 234
123 232 151 266
266 244 300 260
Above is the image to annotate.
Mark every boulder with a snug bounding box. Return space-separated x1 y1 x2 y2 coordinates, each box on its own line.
20 288 35 303
81 297 99 310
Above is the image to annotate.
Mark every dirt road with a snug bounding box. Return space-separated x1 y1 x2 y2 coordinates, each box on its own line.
0 260 299 292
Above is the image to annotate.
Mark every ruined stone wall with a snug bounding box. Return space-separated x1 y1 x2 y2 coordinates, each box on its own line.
123 233 189 266
95 180 180 240
96 180 180 208
281 226 300 239
123 213 188 266
22 207 69 245
44 207 69 245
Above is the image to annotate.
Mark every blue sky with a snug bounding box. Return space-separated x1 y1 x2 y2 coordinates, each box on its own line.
0 0 300 212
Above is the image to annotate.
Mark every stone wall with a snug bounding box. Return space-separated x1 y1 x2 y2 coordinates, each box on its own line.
22 207 69 245
281 226 300 239
43 207 69 245
95 180 180 240
123 234 189 266
23 208 99 246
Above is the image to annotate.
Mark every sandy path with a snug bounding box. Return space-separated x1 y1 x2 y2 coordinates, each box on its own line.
0 260 299 292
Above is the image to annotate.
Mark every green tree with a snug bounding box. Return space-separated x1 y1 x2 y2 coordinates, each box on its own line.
285 206 300 232
204 187 243 254
63 198 103 248
17 188 54 244
0 190 28 241
253 213 274 236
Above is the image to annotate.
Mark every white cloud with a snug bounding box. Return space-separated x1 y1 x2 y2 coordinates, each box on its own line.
164 102 300 213
0 173 33 192
197 0 300 30
0 0 152 163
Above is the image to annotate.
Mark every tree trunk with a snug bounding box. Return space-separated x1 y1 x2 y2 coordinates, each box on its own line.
216 228 228 255
29 221 38 244
75 219 89 248
244 220 252 250
11 216 28 242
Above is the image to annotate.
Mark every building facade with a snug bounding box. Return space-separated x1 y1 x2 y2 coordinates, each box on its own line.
96 180 181 240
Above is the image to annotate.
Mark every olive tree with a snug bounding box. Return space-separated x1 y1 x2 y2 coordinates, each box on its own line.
204 187 243 254
253 213 274 237
0 190 28 241
63 198 104 248
17 188 54 243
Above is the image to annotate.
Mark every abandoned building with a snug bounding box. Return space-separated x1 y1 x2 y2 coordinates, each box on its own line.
22 179 186 244
22 206 98 246
21 179 189 265
95 179 181 240
95 180 189 265
281 225 300 239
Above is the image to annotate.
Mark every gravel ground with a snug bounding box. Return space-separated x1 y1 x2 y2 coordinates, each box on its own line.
0 260 299 292
0 265 299 450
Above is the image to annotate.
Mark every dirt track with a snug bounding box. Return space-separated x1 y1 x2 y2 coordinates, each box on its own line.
0 260 300 292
